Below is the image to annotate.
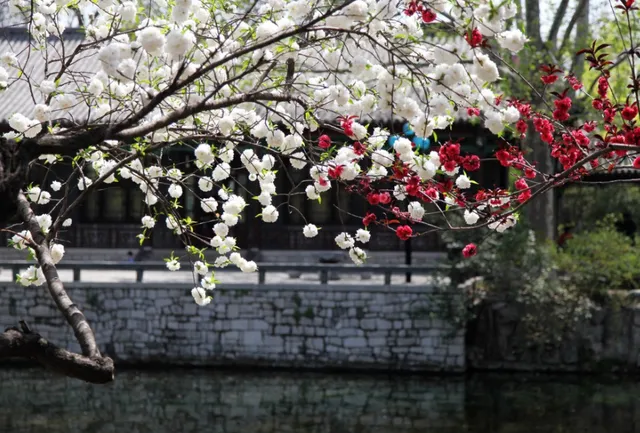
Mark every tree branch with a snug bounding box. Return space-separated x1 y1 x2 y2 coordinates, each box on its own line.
112 91 307 140
12 192 115 383
111 1 354 135
16 192 103 357
0 325 114 384
558 0 589 54
547 0 570 46
525 0 542 49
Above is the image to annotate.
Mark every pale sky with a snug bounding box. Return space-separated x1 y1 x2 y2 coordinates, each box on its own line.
539 0 613 41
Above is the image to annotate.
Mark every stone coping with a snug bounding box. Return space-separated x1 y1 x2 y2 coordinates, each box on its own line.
56 281 441 294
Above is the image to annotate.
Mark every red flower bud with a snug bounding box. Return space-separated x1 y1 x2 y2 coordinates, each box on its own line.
462 243 477 258
318 134 331 150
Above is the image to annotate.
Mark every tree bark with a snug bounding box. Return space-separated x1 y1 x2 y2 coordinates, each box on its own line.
0 323 114 384
525 131 557 240
0 192 116 384
520 0 556 240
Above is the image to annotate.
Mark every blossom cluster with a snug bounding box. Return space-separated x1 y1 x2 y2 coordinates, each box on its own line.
8 0 626 305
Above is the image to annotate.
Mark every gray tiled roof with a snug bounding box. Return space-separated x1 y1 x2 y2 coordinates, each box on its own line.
0 27 98 120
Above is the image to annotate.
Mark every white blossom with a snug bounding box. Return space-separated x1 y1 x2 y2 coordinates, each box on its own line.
191 287 211 306
456 175 472 190
166 259 180 271
348 247 367 265
201 197 218 213
261 205 279 223
303 224 319 238
335 232 355 249
355 229 370 243
50 243 65 264
464 210 480 225
497 29 528 53
407 201 425 221
141 215 155 229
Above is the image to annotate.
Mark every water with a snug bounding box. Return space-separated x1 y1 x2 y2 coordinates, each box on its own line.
0 368 638 433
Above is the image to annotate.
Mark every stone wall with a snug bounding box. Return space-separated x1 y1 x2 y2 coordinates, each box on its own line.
0 282 464 371
467 301 640 372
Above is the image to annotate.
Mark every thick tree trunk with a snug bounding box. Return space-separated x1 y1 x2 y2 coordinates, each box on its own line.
525 132 557 241
521 0 556 240
0 192 116 384
0 323 114 384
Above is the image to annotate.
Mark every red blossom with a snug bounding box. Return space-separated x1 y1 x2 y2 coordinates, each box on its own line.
467 107 480 117
583 121 596 132
496 151 511 167
565 74 583 90
404 0 419 15
598 76 609 98
516 119 528 134
540 64 562 84
511 101 532 117
634 157 640 169
378 192 392 205
442 161 456 172
604 107 616 123
352 141 366 155
621 104 638 121
524 167 537 179
421 9 437 22
406 183 420 197
396 225 413 241
366 192 380 205
517 190 532 203
327 165 344 179
465 28 484 48
553 110 570 122
362 212 377 227
462 155 481 171
439 142 461 159
462 243 477 258
554 97 572 112
318 134 332 150
514 178 528 190
424 187 439 201
338 115 358 137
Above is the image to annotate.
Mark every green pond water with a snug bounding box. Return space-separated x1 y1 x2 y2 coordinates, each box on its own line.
0 368 638 432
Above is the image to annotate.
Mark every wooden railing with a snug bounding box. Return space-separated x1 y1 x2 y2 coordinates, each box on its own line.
0 261 447 285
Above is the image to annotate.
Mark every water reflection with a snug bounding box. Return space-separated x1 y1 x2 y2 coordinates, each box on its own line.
0 368 463 433
466 374 640 433
0 369 638 433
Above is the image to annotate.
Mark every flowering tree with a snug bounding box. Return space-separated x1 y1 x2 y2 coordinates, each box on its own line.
0 0 637 383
